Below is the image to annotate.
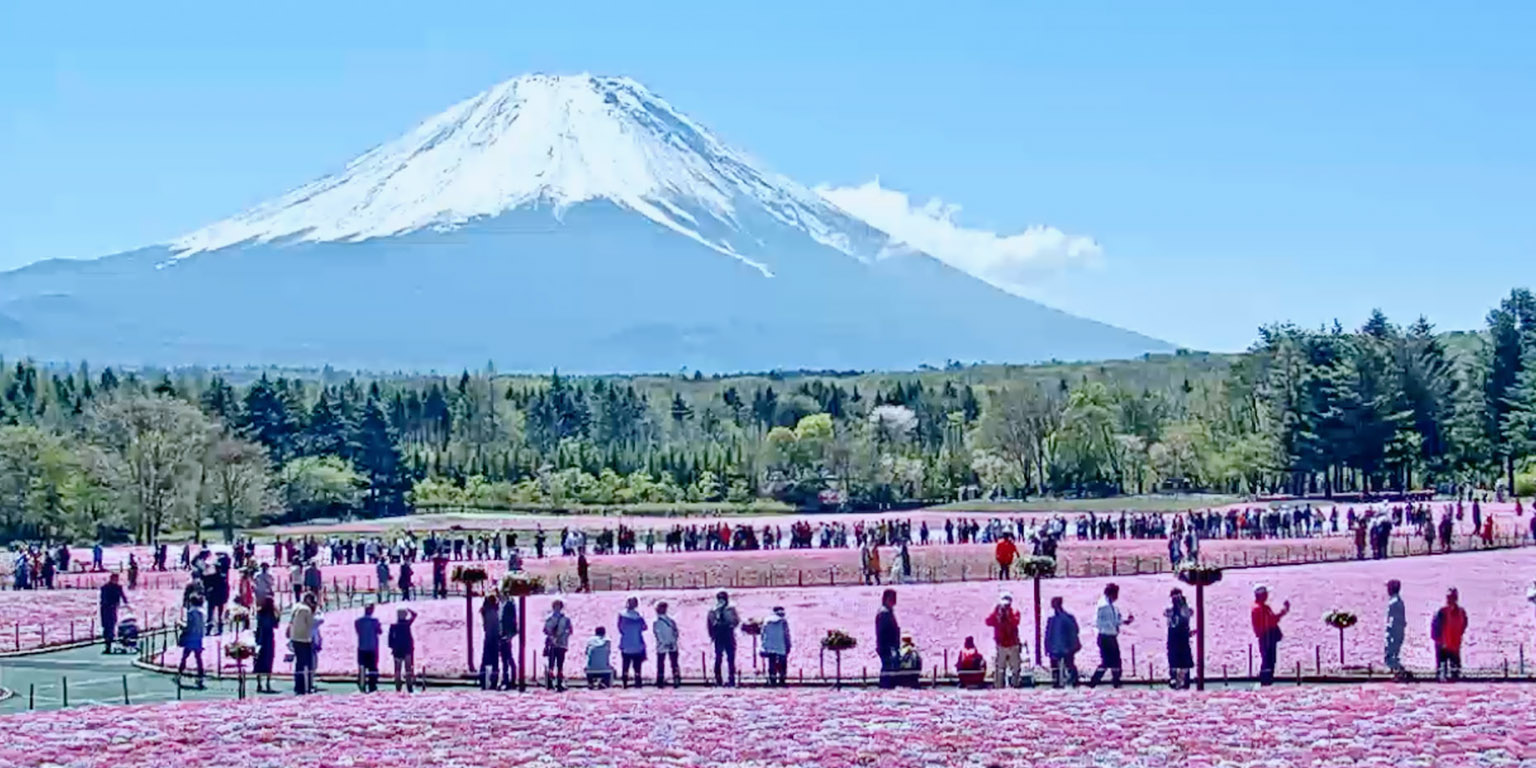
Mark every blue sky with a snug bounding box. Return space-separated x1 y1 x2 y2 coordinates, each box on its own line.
2 2 1532 351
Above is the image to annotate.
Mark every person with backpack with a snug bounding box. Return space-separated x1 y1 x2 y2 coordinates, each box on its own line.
544 600 573 691
707 590 740 686
1250 585 1290 686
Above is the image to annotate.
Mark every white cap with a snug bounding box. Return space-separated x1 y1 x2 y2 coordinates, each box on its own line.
1000 592 1013 603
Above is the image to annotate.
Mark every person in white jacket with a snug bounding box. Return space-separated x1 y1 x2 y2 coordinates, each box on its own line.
653 602 681 688
760 606 792 687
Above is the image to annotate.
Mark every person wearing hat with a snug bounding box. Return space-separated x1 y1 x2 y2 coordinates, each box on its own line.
1250 585 1289 686
1385 579 1407 679
985 592 1023 688
707 590 740 686
760 606 792 687
1164 588 1194 689
1431 587 1468 681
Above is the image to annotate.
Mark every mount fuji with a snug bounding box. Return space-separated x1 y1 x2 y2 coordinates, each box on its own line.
0 74 1170 372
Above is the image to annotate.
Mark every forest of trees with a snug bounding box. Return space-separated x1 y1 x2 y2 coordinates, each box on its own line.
2 288 1534 544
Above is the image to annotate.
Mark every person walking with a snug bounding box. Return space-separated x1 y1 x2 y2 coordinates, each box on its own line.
1431 588 1468 682
617 596 649 688
177 595 207 689
99 572 128 653
254 597 279 693
995 534 1018 580
544 600 573 691
388 607 418 692
876 588 901 689
707 591 741 686
1044 596 1082 688
289 592 318 695
761 606 791 687
498 592 519 689
354 603 383 692
984 592 1023 688
1251 585 1290 686
1385 579 1407 679
654 601 681 688
1088 583 1134 688
375 559 391 601
1165 588 1195 689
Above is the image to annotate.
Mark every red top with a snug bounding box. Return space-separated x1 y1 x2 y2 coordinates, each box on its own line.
995 538 1018 566
985 605 1022 648
1435 606 1468 651
1251 603 1279 638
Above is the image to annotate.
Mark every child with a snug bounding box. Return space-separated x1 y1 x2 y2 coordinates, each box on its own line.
955 636 987 689
585 626 614 689
178 596 207 689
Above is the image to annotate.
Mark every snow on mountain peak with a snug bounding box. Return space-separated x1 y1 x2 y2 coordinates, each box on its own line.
169 73 874 275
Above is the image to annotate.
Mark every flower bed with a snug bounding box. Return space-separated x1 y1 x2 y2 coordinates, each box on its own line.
5 686 1536 766
303 546 1536 680
0 587 185 653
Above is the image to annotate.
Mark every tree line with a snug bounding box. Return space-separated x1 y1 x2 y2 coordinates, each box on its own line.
1 288 1533 543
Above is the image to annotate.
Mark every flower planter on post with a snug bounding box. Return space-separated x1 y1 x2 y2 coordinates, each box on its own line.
1019 557 1057 666
499 572 545 692
225 640 255 699
821 630 857 689
1323 611 1358 668
742 619 764 674
453 566 489 677
1176 563 1223 691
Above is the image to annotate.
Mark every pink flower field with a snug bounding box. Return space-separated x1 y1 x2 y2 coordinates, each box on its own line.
0 587 185 652
5 686 1536 767
308 547 1536 680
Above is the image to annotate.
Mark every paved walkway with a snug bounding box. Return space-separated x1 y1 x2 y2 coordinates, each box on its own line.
0 642 242 712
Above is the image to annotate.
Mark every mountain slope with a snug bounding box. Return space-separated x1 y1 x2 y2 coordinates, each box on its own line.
0 74 1170 372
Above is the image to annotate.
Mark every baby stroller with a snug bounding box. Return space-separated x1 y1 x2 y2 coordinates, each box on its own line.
114 613 140 654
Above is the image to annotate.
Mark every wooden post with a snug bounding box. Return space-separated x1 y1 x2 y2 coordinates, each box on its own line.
1195 582 1207 690
518 593 528 691
1032 575 1043 666
464 582 476 676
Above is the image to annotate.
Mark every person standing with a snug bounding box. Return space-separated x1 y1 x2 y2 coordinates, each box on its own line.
289 592 318 695
1250 585 1290 686
1088 583 1134 688
375 559 391 601
707 590 741 686
127 554 140 590
1431 588 1468 682
544 600 573 691
1385 579 1407 679
1165 589 1195 689
252 563 274 607
617 596 649 688
398 559 414 601
577 550 591 593
654 602 681 688
354 603 383 692
761 606 791 687
479 594 501 689
984 592 1023 688
177 595 207 689
99 572 128 654
498 593 519 690
995 534 1018 580
876 588 901 689
389 607 418 692
1044 596 1082 688
254 597 279 693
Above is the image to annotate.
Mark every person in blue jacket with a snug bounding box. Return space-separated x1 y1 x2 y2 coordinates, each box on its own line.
617 596 649 688
1044 596 1082 688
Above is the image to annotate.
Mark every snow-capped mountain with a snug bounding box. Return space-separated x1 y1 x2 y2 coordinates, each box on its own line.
0 74 1169 372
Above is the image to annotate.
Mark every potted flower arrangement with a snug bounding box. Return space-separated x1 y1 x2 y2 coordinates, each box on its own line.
451 565 490 588
499 572 546 597
225 640 256 698
1174 562 1224 587
1017 556 1057 579
742 618 765 672
1323 610 1358 666
821 629 858 687
227 605 251 633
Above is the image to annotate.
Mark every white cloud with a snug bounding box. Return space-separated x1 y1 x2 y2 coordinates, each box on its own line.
816 179 1102 296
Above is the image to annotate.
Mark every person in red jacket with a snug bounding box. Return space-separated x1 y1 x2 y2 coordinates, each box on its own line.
995 535 1018 580
1251 585 1289 686
955 636 987 689
984 593 1023 687
1431 587 1469 681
